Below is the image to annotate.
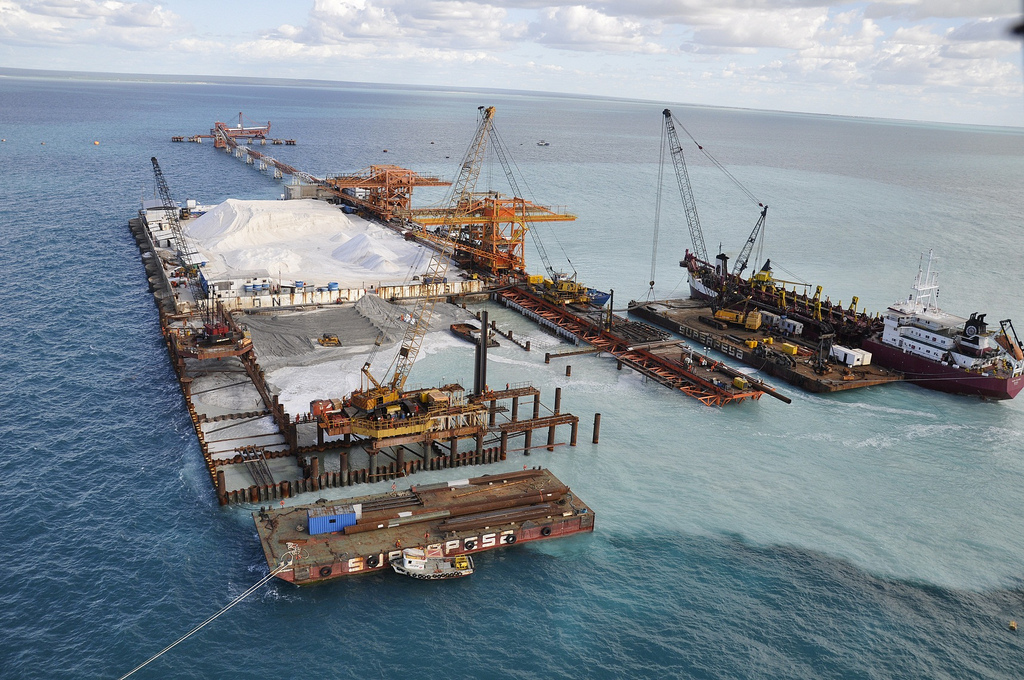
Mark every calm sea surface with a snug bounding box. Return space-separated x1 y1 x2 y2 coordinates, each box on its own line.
3 75 1024 678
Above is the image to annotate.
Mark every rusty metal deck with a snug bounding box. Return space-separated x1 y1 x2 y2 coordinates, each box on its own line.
254 468 594 584
496 286 770 406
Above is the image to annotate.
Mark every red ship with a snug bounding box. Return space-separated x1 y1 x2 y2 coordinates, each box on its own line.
860 251 1024 400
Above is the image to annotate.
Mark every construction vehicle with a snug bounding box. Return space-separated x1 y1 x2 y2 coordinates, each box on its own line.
713 308 763 331
318 334 340 347
311 107 499 440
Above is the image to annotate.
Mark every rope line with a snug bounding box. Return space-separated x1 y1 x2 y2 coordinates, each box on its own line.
673 119 761 207
117 558 292 679
649 118 668 300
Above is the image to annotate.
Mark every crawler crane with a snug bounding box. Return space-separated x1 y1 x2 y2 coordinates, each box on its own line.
311 107 499 442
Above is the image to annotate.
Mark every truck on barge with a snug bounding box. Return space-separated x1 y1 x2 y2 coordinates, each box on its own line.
254 468 593 584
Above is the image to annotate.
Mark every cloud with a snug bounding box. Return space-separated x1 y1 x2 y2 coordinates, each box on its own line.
529 5 665 53
687 7 830 51
948 16 1018 41
864 0 1018 21
263 0 525 51
0 0 183 48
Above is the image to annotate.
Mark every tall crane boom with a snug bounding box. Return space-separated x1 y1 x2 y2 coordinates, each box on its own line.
387 105 496 391
732 204 769 277
150 157 211 325
352 106 496 410
663 109 709 265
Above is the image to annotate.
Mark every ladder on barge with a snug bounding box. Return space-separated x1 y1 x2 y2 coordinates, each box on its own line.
494 286 766 406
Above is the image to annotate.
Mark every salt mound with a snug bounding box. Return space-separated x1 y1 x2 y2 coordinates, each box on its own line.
354 293 407 343
185 199 445 288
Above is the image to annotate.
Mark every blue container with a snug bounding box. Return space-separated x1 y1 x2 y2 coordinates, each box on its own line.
260 283 270 290
293 280 304 288
307 505 357 535
328 282 339 291
244 284 254 292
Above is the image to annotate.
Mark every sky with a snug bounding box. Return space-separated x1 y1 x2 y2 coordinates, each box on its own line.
1 0 1023 126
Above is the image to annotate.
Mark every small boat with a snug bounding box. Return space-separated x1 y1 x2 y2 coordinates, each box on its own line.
450 322 499 347
586 288 611 307
536 140 550 146
390 547 474 580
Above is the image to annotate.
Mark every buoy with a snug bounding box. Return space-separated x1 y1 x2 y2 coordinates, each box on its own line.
1011 620 1018 631
94 140 99 145
40 142 45 145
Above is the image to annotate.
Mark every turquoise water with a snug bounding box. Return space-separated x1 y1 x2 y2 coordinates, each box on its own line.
2 75 1024 678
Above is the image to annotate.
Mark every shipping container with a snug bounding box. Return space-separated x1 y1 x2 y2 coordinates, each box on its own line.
780 342 798 355
779 318 804 335
307 504 361 535
831 345 867 366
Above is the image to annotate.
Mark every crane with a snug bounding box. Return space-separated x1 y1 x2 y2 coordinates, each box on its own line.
662 109 709 265
732 204 769 277
662 109 767 284
349 106 497 411
150 157 228 342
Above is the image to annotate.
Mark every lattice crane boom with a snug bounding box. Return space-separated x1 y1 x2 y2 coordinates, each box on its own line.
388 105 495 391
663 109 709 265
352 106 497 409
732 205 769 277
150 157 211 325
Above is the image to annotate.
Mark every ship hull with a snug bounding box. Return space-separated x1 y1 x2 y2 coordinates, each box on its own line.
862 338 1024 399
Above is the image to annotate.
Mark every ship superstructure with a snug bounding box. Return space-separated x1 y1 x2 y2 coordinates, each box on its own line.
863 251 1024 399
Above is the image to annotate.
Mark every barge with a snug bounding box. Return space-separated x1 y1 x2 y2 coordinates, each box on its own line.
629 298 903 393
254 468 593 584
451 321 499 348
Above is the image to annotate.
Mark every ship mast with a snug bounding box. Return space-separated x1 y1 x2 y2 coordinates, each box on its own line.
909 250 940 313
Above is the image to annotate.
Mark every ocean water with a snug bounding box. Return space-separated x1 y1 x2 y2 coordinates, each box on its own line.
3 75 1024 678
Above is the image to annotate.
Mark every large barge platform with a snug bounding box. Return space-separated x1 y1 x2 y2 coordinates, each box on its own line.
495 286 790 405
254 467 593 584
629 298 904 393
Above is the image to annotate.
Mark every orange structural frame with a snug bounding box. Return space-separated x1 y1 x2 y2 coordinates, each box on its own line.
407 193 576 276
323 165 450 221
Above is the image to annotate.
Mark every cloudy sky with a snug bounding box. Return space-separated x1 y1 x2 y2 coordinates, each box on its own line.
1 0 1022 126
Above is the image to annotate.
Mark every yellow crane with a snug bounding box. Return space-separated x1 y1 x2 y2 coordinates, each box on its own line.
349 106 497 411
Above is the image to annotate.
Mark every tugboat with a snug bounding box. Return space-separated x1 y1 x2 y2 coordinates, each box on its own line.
450 322 499 347
390 547 474 580
860 251 1024 399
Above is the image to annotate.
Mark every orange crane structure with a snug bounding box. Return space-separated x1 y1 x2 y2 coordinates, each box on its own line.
322 165 450 221
403 194 575 278
181 112 575 279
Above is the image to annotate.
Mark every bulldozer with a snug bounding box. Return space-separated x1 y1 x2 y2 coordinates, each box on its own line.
318 333 341 347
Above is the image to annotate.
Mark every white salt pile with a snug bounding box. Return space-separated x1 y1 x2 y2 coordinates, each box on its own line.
185 199 438 288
